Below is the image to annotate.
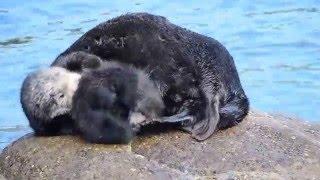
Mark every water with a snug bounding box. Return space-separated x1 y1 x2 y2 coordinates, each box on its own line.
0 0 319 150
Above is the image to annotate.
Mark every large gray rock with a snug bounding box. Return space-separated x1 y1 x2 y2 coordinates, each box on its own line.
1 111 320 179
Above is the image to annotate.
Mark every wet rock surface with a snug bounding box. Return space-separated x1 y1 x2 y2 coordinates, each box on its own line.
1 111 320 179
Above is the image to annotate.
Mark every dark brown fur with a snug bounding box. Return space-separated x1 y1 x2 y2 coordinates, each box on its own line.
51 13 249 140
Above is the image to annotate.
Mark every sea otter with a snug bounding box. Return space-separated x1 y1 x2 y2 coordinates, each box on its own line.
21 57 169 143
51 13 249 140
21 12 249 142
72 61 166 143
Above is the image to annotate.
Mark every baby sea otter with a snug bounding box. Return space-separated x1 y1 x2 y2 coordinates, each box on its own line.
22 59 172 143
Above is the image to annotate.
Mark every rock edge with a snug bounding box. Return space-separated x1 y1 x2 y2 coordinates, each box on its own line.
1 111 320 179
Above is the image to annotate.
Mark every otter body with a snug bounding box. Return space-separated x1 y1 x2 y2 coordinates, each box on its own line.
72 62 164 143
21 13 249 143
52 13 249 140
21 60 165 143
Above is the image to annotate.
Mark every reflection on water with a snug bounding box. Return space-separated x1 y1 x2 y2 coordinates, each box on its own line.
64 28 83 35
48 20 63 25
0 125 29 133
0 36 33 47
0 9 9 13
273 62 320 71
0 126 31 150
246 7 318 16
80 19 98 24
0 0 319 149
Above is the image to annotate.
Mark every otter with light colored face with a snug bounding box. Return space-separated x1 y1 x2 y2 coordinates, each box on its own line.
21 60 169 143
21 67 81 135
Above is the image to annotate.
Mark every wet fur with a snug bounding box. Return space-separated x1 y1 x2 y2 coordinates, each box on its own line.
72 62 164 143
21 59 164 143
51 13 249 140
21 13 248 142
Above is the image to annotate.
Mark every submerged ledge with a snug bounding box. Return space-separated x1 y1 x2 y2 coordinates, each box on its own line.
1 111 320 179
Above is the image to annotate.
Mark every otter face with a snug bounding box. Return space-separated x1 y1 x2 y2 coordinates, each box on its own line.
21 67 81 133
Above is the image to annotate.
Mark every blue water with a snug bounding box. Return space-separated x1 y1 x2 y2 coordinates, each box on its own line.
0 0 319 150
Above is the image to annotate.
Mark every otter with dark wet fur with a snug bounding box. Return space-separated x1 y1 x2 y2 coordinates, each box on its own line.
72 62 165 143
51 13 249 141
21 12 249 142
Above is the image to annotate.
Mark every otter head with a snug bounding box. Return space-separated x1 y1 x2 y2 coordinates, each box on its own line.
21 67 81 134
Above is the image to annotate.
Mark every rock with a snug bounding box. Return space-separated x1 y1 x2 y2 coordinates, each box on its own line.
1 111 320 179
0 174 5 180
0 136 188 180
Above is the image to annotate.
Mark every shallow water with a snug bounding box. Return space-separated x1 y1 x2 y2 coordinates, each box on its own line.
0 0 319 149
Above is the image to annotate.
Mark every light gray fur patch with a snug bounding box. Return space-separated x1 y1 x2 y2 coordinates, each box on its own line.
129 112 146 126
21 67 81 123
135 69 164 118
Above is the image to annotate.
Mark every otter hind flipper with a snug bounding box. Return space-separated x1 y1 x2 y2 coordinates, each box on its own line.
157 111 194 123
180 95 220 141
217 92 249 129
181 92 249 140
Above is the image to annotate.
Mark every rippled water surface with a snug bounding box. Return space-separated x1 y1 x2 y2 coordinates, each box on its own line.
0 0 319 149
